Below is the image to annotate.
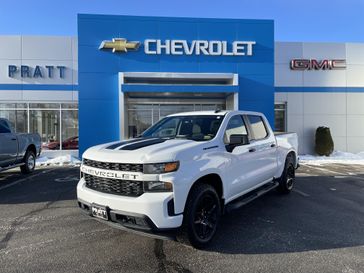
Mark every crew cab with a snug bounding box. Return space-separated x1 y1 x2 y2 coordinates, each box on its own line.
0 118 41 174
77 110 298 248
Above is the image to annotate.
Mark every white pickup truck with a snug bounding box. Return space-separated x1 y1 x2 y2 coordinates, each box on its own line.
77 110 298 248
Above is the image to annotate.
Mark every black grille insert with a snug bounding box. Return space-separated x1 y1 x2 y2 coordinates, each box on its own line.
84 174 144 197
83 159 143 172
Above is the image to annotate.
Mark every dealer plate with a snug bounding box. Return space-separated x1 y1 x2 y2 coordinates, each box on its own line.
91 204 108 220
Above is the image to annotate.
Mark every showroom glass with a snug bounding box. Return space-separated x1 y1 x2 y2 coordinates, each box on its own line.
30 109 60 147
61 109 78 150
247 115 268 140
0 103 78 150
0 103 27 133
142 115 224 141
274 103 286 132
127 103 225 138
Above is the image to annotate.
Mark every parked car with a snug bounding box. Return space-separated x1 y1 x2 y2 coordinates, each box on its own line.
77 110 298 248
42 136 78 150
0 118 41 174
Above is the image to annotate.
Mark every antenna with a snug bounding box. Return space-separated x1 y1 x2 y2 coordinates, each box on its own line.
214 108 221 113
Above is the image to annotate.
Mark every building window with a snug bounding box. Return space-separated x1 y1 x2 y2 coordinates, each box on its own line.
0 102 78 150
274 103 286 132
61 104 79 150
0 103 28 133
30 109 60 149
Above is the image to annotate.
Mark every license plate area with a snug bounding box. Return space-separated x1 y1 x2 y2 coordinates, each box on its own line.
91 204 108 220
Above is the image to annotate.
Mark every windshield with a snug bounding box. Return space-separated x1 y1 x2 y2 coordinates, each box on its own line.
141 115 225 141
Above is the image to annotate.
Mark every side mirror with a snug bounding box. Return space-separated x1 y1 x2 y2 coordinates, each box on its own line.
229 134 249 145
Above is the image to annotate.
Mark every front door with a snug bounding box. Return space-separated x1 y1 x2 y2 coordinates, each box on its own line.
222 114 263 201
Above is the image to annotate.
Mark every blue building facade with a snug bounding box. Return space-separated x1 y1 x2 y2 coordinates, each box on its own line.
78 14 274 154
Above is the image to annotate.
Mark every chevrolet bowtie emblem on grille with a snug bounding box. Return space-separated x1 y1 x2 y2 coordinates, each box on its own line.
99 38 140 53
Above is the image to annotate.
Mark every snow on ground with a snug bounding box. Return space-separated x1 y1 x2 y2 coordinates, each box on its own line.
35 151 364 167
300 151 364 165
36 154 81 166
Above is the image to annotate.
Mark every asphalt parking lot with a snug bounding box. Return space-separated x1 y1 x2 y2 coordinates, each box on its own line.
0 164 363 273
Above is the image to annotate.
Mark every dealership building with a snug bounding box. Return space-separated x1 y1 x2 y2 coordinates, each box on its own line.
0 14 363 156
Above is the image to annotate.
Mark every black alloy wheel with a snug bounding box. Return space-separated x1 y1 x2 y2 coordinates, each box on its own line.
193 193 219 241
278 155 295 194
178 183 221 248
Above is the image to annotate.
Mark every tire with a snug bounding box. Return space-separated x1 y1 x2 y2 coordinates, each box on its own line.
177 183 221 249
277 155 295 194
20 150 36 174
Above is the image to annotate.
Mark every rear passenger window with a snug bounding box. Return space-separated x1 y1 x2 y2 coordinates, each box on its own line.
224 115 247 144
247 115 268 140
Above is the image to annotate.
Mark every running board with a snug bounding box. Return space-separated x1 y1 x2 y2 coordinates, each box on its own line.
0 163 25 173
224 181 279 213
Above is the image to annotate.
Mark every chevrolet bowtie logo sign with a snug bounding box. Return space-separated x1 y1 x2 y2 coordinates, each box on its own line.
99 38 140 53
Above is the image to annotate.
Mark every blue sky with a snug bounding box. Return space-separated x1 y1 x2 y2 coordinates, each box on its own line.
0 0 363 42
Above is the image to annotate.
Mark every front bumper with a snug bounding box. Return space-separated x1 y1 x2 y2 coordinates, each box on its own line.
78 199 179 240
77 178 183 230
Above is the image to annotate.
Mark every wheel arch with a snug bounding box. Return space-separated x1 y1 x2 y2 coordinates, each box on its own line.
286 150 297 167
184 173 224 211
26 144 37 156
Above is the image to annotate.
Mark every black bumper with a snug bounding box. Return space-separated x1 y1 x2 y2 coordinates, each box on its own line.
78 199 179 241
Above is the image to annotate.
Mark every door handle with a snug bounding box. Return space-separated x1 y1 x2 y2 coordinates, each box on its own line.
249 148 256 153
11 138 17 141
270 143 276 148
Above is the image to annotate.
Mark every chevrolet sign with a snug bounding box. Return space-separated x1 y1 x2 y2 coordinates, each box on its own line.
99 38 140 52
99 38 256 56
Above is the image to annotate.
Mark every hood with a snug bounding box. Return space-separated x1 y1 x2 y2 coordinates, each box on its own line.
82 137 210 163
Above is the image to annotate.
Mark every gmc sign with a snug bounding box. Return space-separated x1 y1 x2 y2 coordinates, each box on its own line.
290 59 346 70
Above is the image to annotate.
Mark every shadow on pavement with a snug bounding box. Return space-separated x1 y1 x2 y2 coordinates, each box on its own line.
206 174 364 254
0 167 79 204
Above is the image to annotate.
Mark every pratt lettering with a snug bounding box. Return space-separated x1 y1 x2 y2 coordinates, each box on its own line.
7 65 67 78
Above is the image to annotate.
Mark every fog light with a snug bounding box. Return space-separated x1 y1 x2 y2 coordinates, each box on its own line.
144 181 173 192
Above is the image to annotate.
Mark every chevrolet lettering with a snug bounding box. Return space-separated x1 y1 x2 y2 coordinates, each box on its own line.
144 39 256 56
99 38 256 56
80 165 139 180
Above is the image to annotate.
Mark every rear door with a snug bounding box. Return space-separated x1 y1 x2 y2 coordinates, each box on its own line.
244 114 278 185
223 114 264 201
0 119 18 167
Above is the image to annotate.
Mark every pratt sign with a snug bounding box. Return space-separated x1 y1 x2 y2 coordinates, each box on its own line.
99 38 256 56
8 65 66 78
290 59 346 70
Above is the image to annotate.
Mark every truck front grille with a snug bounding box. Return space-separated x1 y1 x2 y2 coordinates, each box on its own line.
83 159 143 172
84 174 144 197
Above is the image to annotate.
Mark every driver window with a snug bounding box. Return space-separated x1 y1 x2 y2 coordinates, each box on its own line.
224 115 247 144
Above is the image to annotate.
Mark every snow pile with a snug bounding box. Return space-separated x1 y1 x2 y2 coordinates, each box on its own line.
36 154 81 166
300 151 364 165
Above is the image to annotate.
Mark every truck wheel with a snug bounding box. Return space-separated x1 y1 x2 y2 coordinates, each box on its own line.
277 156 295 194
20 150 36 174
177 184 221 249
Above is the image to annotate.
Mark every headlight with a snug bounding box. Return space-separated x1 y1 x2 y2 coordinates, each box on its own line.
143 162 179 174
144 181 173 192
